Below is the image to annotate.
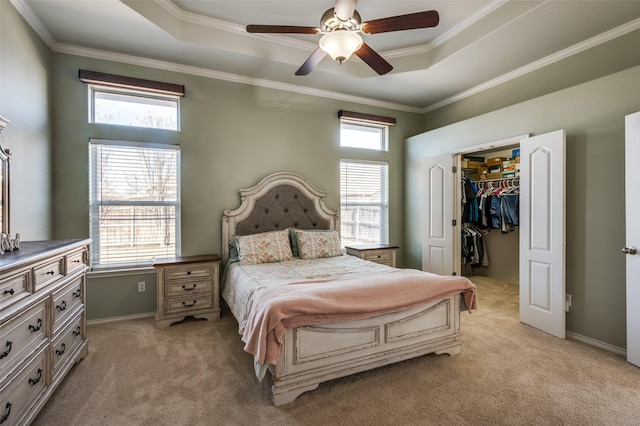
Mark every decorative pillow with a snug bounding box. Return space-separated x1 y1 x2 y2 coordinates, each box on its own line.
294 229 342 259
235 229 294 265
289 228 334 257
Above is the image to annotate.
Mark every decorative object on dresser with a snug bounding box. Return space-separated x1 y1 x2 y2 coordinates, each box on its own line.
153 254 221 329
0 238 90 426
344 243 398 267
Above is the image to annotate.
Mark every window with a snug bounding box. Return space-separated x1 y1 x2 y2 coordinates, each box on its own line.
90 87 180 130
89 140 181 269
340 121 388 151
340 160 389 246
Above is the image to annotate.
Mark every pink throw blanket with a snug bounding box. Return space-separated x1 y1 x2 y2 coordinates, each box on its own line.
241 269 477 365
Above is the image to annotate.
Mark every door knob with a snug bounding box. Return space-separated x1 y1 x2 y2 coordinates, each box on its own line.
622 246 638 255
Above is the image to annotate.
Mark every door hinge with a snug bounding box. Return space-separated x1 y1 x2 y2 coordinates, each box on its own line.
452 166 457 173
452 219 457 226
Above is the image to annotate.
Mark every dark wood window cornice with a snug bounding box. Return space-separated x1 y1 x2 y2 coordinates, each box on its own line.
338 110 396 126
79 69 185 97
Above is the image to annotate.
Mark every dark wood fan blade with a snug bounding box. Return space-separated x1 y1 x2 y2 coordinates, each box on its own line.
246 25 320 34
334 0 357 21
354 43 393 75
361 10 439 34
295 48 327 76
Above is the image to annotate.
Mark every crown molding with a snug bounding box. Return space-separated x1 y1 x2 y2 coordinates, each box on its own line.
9 0 55 46
53 43 423 114
422 16 640 113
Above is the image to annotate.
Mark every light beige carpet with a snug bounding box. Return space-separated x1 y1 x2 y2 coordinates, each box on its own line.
33 277 640 425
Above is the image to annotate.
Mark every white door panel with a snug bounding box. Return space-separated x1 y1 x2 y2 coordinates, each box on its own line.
625 112 640 367
423 155 453 275
519 130 566 338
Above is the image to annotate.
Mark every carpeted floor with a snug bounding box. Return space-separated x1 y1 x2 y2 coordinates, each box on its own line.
32 276 640 426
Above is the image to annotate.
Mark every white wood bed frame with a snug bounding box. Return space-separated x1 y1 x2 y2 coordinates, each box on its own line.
222 172 464 406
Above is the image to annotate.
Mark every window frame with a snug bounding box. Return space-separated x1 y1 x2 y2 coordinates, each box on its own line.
88 139 181 271
88 84 181 131
339 159 390 246
339 119 389 151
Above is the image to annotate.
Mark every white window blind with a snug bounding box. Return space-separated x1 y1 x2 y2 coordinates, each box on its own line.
89 140 181 269
340 160 389 246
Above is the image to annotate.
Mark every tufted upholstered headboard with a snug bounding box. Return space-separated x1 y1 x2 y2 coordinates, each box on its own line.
221 172 339 264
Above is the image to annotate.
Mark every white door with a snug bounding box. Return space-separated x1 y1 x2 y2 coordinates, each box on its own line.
422 154 454 275
519 130 566 338
625 112 640 367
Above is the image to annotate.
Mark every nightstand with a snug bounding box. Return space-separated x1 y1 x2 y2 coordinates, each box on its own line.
153 254 221 329
344 244 399 267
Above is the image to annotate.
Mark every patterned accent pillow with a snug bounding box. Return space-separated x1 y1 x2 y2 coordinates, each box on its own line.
235 229 294 265
295 230 342 259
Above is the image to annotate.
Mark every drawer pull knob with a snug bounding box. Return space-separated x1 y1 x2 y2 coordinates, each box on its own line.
73 259 81 263
182 284 196 291
46 270 55 275
72 290 81 299
3 288 14 295
73 326 81 337
182 300 197 308
28 318 43 332
0 341 12 359
187 271 192 275
0 402 12 424
28 368 43 385
56 301 67 311
55 343 66 356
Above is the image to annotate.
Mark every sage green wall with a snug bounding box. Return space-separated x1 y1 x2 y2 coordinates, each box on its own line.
0 2 51 240
49 53 423 320
406 63 640 350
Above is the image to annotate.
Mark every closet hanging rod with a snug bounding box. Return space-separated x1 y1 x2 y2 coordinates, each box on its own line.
472 177 520 184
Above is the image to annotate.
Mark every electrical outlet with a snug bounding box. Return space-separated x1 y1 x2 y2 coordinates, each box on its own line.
565 294 572 312
138 281 146 292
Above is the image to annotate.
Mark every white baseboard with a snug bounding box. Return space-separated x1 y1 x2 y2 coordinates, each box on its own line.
87 312 155 325
566 331 627 356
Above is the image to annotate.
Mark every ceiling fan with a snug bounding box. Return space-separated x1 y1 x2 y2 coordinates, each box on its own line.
246 0 439 76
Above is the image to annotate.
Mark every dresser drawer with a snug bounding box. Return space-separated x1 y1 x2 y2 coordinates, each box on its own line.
65 248 87 274
33 257 64 292
163 264 213 281
164 294 213 315
51 275 84 333
0 269 30 310
0 300 47 381
165 279 213 297
0 345 48 426
51 312 84 381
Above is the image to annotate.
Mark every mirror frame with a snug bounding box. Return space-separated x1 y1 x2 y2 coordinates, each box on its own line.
0 116 10 234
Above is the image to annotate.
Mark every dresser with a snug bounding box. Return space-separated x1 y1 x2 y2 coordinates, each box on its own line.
0 238 90 426
345 244 399 267
153 254 221 329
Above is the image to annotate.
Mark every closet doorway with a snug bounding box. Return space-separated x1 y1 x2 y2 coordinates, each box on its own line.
423 130 566 338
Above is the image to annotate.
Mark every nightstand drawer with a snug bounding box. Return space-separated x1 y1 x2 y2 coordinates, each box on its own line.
165 294 213 315
165 279 213 297
163 264 213 281
362 250 393 262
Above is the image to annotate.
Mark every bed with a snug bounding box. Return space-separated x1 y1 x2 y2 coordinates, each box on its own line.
221 172 477 406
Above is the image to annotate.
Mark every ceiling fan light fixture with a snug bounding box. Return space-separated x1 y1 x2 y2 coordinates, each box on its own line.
319 31 363 63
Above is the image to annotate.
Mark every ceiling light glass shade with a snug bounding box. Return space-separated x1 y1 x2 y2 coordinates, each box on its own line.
319 31 363 63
